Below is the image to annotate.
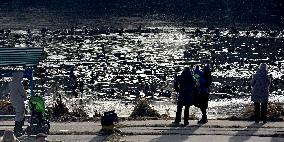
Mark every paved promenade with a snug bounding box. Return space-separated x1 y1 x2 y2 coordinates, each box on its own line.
1 120 284 142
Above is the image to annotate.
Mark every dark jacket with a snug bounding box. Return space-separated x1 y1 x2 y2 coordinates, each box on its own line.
174 68 195 105
193 66 209 94
202 66 212 93
251 66 271 103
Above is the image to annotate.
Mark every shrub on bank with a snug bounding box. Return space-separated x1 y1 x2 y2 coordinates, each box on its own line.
0 99 15 115
48 97 93 122
48 97 69 118
130 99 161 118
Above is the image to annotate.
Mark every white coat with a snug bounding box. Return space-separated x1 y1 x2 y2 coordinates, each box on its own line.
9 72 27 122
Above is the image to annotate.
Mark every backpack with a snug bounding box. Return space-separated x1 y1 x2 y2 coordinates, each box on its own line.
101 110 118 126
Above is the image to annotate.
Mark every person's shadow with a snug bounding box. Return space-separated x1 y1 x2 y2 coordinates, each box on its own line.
89 135 107 142
229 122 264 142
148 121 203 142
270 136 284 142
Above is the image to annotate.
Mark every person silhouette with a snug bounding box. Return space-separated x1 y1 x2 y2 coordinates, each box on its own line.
172 67 195 126
9 72 27 137
250 63 271 123
198 65 212 123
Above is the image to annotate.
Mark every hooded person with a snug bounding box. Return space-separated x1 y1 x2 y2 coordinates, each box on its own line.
172 67 195 126
9 71 27 136
0 130 20 142
193 65 203 79
250 63 271 123
196 64 212 124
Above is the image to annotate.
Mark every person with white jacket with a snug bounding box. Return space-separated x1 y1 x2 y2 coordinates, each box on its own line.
9 71 27 136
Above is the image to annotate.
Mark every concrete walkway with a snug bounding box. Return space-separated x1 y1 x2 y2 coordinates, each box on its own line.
1 120 284 142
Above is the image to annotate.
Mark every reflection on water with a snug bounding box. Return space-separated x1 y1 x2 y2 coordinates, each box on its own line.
1 26 284 118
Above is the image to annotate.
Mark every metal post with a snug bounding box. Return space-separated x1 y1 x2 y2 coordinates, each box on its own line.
27 67 35 97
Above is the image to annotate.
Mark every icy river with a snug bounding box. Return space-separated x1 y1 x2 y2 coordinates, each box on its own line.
1 26 284 119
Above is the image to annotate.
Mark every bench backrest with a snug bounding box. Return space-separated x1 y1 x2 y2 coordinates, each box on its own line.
0 47 44 66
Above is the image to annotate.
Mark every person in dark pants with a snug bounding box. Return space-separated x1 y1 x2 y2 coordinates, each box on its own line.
172 67 195 126
197 65 212 124
9 72 27 137
250 63 271 123
192 65 212 124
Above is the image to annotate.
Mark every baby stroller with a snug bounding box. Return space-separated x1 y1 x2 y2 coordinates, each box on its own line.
25 95 50 136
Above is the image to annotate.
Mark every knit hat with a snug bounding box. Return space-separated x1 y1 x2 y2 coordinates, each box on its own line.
0 130 18 142
36 133 47 138
259 63 268 71
203 64 210 71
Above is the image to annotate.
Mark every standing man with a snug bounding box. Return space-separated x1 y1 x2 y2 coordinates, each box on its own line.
9 71 27 136
251 63 271 123
172 67 195 126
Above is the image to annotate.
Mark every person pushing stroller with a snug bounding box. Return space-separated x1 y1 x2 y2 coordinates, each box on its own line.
9 71 27 136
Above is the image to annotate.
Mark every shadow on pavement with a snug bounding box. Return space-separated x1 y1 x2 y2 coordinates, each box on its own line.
18 136 35 142
148 121 203 142
89 135 107 142
229 122 264 142
270 137 284 142
270 127 284 142
0 130 4 136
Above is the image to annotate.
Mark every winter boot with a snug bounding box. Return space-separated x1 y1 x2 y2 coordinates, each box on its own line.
171 121 180 126
14 121 23 137
262 116 267 124
184 121 189 126
198 115 208 124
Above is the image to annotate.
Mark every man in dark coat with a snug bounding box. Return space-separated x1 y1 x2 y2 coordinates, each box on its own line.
251 63 271 123
172 67 195 126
